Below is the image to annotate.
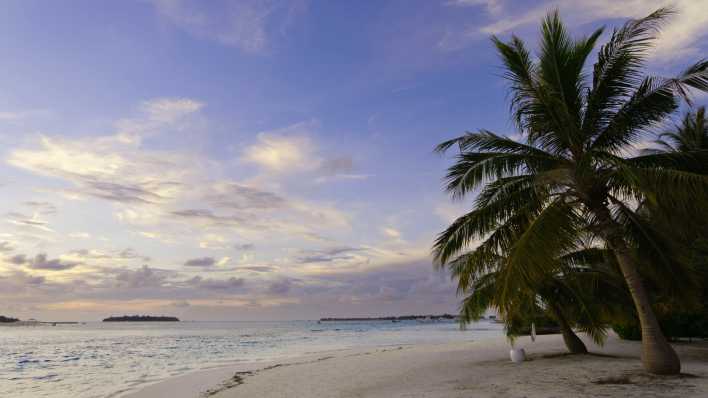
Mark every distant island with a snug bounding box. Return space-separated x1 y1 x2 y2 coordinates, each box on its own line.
103 315 180 322
0 315 19 323
320 314 458 322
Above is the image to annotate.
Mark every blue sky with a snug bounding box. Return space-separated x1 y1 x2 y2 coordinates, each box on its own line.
0 0 706 321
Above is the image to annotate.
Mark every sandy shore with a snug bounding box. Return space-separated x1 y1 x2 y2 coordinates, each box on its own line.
127 333 708 398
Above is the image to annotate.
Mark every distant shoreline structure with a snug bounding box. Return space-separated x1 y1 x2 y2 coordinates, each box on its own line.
319 314 460 322
103 315 180 322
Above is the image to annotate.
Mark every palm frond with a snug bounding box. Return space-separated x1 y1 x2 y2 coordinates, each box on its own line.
583 7 674 138
496 199 583 310
592 60 708 153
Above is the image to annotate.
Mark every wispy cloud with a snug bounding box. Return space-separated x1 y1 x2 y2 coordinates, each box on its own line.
1 95 447 320
445 0 503 15
5 99 360 257
184 256 216 267
65 248 151 263
381 226 402 240
150 0 308 53
0 241 14 253
439 0 708 63
7 253 80 271
186 275 245 290
243 121 369 184
6 211 53 233
243 123 321 174
114 97 204 144
295 246 368 264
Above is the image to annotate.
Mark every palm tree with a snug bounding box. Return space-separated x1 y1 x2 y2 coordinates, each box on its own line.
645 106 708 176
653 106 708 153
450 232 624 354
433 8 708 374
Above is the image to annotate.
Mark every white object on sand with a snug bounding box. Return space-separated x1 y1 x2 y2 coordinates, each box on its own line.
509 348 526 363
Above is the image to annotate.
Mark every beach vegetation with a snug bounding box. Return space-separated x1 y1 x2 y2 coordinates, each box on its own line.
433 8 708 374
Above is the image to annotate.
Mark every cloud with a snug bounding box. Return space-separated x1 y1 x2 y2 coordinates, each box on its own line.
7 97 202 207
0 271 46 295
318 156 354 175
68 232 91 239
239 265 275 273
6 211 53 232
7 254 27 265
114 97 204 144
7 135 192 205
171 209 246 227
243 129 319 174
6 107 355 248
242 122 369 185
66 248 151 263
205 182 286 210
446 0 503 15
186 275 245 290
29 254 79 271
141 98 203 124
267 278 293 294
306 258 457 307
150 0 308 53
23 201 57 215
114 265 170 288
295 246 368 264
0 241 14 253
381 227 402 240
312 156 370 184
184 256 216 267
439 0 708 62
1 96 443 319
7 253 80 271
198 233 229 249
0 255 459 320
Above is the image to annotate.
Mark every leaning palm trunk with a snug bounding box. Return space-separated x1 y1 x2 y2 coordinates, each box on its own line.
592 205 680 373
549 305 588 354
559 322 588 355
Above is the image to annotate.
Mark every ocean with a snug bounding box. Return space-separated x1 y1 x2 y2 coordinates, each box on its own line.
0 320 504 397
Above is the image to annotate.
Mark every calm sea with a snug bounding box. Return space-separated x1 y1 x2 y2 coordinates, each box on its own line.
0 320 503 397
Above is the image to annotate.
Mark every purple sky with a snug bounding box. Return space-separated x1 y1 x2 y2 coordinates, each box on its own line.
0 0 706 321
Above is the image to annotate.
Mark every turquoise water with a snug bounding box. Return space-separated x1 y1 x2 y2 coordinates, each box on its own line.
0 320 503 397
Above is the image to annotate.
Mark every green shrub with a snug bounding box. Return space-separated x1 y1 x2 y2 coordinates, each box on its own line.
612 322 642 341
613 311 708 341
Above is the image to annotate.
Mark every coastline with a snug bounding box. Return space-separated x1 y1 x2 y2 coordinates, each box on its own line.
126 333 708 398
120 344 424 398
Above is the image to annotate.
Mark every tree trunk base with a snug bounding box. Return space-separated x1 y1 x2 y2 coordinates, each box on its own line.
561 327 588 354
642 339 681 375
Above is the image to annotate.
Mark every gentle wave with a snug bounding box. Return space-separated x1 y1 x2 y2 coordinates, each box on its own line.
0 320 503 397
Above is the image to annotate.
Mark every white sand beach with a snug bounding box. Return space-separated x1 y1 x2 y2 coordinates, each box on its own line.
126 333 708 398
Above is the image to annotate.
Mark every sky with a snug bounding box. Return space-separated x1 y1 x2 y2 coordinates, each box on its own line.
0 0 706 321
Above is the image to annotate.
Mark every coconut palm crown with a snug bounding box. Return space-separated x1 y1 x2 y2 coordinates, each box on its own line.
433 8 708 375
653 106 708 153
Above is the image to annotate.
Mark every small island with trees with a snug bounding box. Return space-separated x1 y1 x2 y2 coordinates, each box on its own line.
103 315 180 322
0 315 19 323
